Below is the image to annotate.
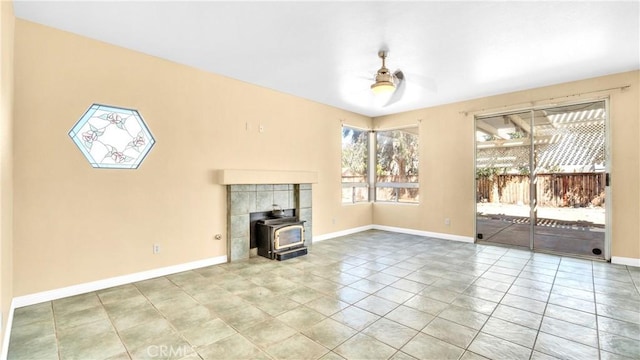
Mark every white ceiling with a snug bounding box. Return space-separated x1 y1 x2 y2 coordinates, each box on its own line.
13 1 640 117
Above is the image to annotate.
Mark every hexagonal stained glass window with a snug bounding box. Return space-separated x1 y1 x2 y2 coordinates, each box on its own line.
69 104 155 169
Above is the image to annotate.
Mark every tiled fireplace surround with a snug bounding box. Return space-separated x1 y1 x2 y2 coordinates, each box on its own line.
227 184 312 261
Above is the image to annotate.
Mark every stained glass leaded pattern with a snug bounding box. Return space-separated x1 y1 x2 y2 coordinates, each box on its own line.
69 104 155 169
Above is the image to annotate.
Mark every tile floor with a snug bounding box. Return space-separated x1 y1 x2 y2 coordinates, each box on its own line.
7 230 640 360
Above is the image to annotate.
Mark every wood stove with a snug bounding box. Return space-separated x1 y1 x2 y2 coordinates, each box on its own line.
255 216 307 260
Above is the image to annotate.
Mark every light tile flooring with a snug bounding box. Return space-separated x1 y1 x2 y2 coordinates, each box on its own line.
8 230 640 360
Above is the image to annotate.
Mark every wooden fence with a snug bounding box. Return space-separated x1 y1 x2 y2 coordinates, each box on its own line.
477 173 605 207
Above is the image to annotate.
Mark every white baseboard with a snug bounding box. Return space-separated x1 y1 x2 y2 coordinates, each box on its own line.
315 225 474 243
372 225 475 243
313 225 374 242
1 299 16 360
12 255 227 309
611 256 640 267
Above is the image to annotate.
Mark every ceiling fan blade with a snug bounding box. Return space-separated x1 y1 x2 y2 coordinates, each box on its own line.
384 70 406 107
420 76 438 93
356 74 375 81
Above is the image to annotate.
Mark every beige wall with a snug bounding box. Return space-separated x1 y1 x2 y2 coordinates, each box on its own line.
9 18 639 299
12 20 371 296
1 0 15 345
374 71 640 261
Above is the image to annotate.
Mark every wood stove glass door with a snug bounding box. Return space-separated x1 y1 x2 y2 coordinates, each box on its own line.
274 225 304 250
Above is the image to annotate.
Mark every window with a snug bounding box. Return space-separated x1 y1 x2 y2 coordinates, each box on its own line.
341 126 369 203
69 104 155 169
375 127 419 203
341 125 420 204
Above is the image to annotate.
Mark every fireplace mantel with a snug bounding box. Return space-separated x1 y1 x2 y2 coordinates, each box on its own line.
218 169 318 185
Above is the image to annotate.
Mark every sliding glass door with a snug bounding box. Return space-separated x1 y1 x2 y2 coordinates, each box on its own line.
476 111 533 248
475 101 608 259
530 101 607 257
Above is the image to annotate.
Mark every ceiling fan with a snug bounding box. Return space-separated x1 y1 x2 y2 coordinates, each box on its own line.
370 50 406 107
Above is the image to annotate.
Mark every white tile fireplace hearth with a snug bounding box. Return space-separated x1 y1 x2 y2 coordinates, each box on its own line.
219 169 317 262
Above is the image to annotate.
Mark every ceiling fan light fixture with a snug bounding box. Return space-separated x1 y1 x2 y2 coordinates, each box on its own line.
371 80 395 94
371 50 396 95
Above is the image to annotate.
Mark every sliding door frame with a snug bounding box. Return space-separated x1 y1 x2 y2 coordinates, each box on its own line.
473 98 611 261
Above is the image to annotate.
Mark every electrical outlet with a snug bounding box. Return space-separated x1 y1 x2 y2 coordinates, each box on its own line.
444 218 451 226
153 244 160 254
259 124 265 133
214 234 222 240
